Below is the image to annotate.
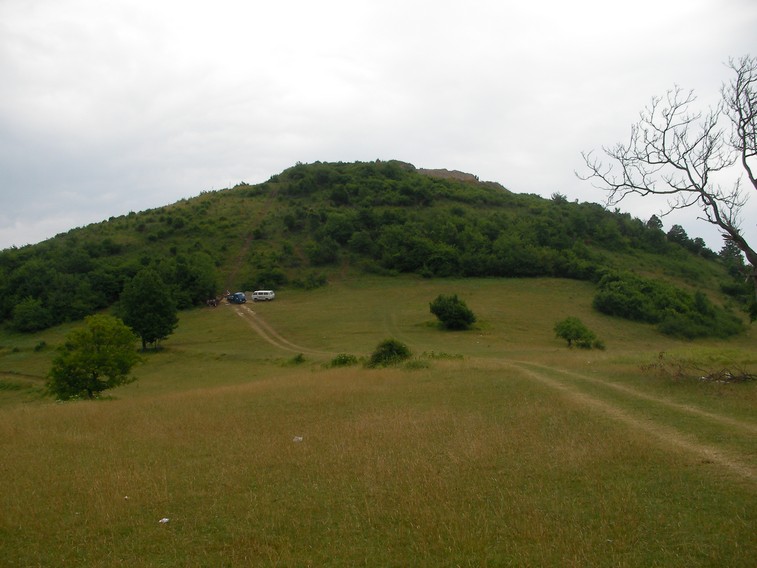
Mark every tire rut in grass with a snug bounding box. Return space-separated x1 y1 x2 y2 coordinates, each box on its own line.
519 361 757 436
507 361 757 484
234 304 333 356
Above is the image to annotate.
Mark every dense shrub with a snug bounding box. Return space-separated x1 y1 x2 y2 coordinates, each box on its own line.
367 339 412 367
330 353 358 367
593 272 743 338
658 296 744 340
305 237 340 265
289 353 306 365
429 294 477 330
11 297 51 332
246 267 288 291
291 272 328 290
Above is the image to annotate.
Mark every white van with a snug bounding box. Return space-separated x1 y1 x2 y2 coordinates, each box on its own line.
252 290 275 302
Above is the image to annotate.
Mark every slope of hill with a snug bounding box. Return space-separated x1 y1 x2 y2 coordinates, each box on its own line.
0 160 749 336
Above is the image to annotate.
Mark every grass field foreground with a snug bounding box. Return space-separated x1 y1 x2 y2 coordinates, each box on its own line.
1 277 755 566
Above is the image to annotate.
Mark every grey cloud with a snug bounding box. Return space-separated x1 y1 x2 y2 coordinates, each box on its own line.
1 0 755 249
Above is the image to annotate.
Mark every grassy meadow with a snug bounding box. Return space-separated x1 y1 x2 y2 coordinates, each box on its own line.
1 276 756 566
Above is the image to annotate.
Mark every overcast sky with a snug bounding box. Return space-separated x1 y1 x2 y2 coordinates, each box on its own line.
1 0 755 252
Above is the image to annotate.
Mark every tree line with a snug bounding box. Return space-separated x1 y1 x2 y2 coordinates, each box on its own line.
0 241 216 333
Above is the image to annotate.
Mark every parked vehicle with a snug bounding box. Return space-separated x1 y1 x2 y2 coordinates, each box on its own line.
252 290 275 302
227 292 247 304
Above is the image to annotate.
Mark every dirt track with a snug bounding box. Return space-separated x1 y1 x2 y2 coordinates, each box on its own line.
508 361 757 483
521 361 757 436
233 303 333 356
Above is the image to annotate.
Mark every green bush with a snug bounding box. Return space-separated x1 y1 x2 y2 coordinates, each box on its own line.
429 294 477 330
330 353 358 367
554 317 604 349
658 308 744 340
593 271 744 338
11 297 51 333
288 353 306 365
367 339 412 367
292 272 328 290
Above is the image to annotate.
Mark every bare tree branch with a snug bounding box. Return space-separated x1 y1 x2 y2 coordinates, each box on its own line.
578 55 757 304
723 56 757 190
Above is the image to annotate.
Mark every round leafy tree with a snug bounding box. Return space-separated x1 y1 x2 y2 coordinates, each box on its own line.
47 314 141 400
430 294 477 330
554 316 604 349
118 268 178 350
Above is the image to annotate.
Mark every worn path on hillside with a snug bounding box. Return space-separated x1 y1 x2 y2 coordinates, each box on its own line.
224 188 278 292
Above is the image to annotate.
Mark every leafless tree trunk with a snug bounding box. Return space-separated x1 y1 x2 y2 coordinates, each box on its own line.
580 55 757 306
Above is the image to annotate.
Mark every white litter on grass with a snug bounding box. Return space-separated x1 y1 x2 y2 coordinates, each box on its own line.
292 436 303 443
159 518 170 524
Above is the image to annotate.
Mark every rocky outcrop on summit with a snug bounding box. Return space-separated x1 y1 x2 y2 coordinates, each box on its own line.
418 168 479 183
418 168 509 192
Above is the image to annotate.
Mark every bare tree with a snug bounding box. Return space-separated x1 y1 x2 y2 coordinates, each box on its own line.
580 55 757 306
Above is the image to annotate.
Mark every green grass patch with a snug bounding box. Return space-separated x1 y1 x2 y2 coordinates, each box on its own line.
0 277 755 565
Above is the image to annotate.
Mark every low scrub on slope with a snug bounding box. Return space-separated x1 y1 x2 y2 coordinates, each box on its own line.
593 271 744 338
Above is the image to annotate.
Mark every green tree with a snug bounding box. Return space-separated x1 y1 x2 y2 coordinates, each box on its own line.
11 297 52 332
118 268 178 350
429 294 477 330
554 316 604 349
305 236 340 265
47 314 140 400
160 252 218 308
719 240 755 318
646 215 663 231
46 272 100 322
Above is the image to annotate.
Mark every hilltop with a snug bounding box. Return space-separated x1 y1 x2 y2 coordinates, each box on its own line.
0 160 751 337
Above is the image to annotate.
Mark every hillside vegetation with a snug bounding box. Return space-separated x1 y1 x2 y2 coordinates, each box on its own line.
0 160 751 337
1 161 755 565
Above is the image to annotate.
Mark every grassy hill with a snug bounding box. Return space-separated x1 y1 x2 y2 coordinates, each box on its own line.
0 275 755 566
0 159 751 337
